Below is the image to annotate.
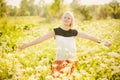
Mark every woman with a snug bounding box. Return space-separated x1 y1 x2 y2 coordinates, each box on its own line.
19 11 111 78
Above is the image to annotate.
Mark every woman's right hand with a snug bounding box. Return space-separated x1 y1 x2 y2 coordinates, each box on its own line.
19 43 29 50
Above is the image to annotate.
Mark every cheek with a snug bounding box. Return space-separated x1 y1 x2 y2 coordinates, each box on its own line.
63 19 66 23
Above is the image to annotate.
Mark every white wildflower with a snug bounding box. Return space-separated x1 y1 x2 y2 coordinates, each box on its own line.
28 75 38 80
52 71 60 77
46 75 53 80
108 52 120 58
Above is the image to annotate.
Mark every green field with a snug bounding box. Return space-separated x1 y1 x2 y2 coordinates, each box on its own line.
0 17 120 80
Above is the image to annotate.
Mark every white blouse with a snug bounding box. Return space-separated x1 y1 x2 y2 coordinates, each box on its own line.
55 35 78 60
54 27 78 60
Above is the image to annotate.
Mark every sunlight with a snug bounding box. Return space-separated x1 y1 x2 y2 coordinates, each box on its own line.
80 0 112 5
5 0 114 8
5 0 21 7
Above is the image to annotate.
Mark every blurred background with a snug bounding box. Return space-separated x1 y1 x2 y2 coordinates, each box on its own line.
1 0 120 20
0 0 120 80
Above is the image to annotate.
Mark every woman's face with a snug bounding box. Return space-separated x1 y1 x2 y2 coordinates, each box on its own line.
62 13 72 26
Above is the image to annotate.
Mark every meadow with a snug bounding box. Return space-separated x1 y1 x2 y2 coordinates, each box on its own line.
0 16 120 80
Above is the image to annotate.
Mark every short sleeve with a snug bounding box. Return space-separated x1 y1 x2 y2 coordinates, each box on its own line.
53 27 78 37
73 30 78 36
53 28 60 35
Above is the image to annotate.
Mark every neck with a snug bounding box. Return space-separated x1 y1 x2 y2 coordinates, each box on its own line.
62 25 71 30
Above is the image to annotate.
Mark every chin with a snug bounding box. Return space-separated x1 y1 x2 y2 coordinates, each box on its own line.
64 23 70 26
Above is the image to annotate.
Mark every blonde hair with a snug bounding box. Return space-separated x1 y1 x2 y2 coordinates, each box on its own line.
62 11 74 28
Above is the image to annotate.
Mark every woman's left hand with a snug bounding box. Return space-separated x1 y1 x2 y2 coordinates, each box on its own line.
101 41 112 47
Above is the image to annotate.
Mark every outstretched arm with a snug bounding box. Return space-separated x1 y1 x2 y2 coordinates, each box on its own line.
19 30 55 50
76 32 112 47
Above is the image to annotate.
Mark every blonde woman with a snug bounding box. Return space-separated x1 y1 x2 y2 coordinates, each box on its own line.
19 11 111 78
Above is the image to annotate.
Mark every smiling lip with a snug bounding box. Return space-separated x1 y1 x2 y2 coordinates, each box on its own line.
64 20 68 23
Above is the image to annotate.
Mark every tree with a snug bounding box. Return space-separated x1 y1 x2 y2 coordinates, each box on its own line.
108 0 120 18
71 0 92 20
0 0 7 17
71 0 80 9
36 0 47 17
96 6 108 19
7 6 18 16
20 0 30 16
28 0 35 16
48 0 64 19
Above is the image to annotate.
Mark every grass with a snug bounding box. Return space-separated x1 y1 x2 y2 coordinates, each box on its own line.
0 16 120 80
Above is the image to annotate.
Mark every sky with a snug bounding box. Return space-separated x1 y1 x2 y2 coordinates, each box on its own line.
5 0 116 8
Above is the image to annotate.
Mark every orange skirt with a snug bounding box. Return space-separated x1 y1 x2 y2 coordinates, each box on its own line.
52 60 78 78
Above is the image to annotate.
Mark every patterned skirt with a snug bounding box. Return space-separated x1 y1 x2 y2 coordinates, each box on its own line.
52 60 78 78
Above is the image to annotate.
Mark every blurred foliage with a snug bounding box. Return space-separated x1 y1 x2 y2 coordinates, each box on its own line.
0 16 120 80
0 0 7 18
20 0 30 16
0 0 119 21
48 0 61 18
0 0 120 79
108 0 120 18
71 0 120 20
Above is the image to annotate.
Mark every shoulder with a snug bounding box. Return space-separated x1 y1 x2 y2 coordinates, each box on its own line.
53 27 61 31
71 29 78 36
53 27 61 34
71 29 78 32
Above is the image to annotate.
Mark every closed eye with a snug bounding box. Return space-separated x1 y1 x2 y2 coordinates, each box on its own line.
67 17 70 20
